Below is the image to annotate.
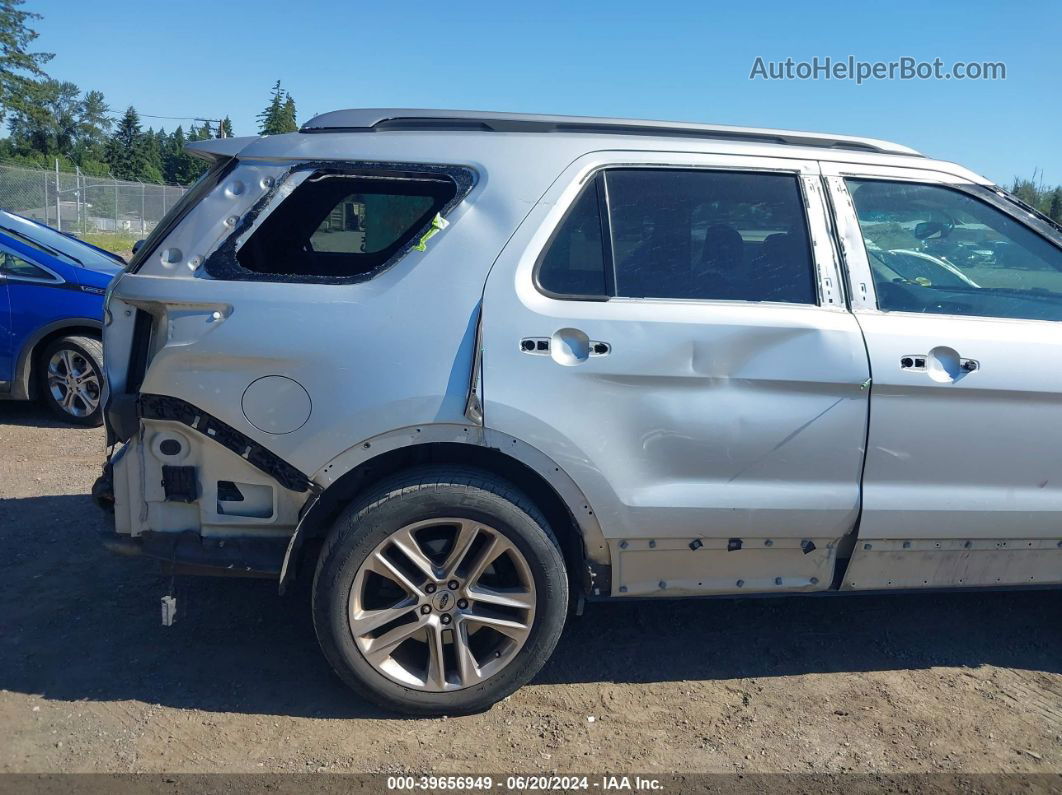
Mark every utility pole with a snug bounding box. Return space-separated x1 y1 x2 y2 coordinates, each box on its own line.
54 159 61 232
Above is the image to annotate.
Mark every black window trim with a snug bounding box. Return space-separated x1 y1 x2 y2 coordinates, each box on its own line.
532 165 822 307
203 160 476 285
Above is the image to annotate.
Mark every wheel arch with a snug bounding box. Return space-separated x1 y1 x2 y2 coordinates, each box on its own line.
280 425 611 597
10 317 102 401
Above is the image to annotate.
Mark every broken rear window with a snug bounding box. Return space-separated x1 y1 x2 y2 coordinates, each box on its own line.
236 170 457 279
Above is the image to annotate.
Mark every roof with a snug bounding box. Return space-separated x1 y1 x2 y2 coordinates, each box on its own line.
299 108 921 157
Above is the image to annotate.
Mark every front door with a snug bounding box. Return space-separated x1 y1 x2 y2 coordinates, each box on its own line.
482 152 871 596
824 164 1062 589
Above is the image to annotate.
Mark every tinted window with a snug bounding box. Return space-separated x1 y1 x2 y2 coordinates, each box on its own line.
0 250 52 280
536 169 817 303
238 172 456 278
536 181 607 297
606 170 816 303
848 179 1062 321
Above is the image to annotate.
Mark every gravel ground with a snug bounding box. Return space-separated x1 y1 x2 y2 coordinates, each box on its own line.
0 400 1060 780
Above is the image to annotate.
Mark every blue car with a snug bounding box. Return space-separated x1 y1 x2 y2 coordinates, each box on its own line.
0 209 124 425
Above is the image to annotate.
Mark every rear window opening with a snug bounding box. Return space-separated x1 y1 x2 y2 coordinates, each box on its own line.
236 170 458 279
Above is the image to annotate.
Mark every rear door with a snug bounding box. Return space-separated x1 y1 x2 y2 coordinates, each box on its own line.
482 151 871 597
823 163 1062 589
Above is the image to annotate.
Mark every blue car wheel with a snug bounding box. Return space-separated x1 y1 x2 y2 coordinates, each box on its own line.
39 335 104 426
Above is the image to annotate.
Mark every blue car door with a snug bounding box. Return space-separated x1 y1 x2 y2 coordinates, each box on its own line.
0 242 77 385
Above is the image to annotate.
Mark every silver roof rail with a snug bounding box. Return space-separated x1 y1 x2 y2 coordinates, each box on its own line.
300 108 921 156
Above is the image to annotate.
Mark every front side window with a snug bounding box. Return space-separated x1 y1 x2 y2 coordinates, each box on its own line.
847 179 1062 321
536 169 817 304
236 171 457 279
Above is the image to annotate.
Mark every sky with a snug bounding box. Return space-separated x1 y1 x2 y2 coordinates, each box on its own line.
31 0 1062 186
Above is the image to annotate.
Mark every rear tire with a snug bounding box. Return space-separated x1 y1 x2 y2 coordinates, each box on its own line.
312 466 569 716
38 335 104 427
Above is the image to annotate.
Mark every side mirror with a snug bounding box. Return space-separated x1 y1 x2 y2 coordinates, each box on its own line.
914 221 946 240
131 239 145 255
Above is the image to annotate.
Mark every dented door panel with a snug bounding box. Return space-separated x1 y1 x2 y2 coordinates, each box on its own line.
482 153 871 596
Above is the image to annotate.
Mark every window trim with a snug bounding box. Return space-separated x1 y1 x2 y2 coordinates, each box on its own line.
203 160 476 285
532 164 823 307
834 174 1062 322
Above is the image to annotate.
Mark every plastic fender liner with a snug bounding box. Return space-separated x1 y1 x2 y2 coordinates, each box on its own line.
139 393 315 493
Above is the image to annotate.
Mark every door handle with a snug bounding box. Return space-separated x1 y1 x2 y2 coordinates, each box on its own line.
519 333 611 364
900 347 978 381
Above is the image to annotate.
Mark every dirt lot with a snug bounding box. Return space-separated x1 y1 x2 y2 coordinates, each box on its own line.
0 401 1060 780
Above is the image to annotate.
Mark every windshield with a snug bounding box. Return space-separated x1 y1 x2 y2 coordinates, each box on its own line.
0 210 122 271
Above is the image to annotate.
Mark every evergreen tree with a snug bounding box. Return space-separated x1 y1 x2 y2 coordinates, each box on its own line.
218 116 234 138
0 0 53 124
105 106 152 181
1050 189 1062 223
77 89 110 158
199 119 212 139
257 80 297 134
282 93 297 131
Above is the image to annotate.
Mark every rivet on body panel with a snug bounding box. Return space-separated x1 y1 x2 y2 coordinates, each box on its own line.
225 215 239 227
810 577 819 585
658 581 667 590
619 585 628 593
261 177 275 189
648 540 656 549
736 580 744 588
619 541 628 550
902 541 912 549
774 577 783 585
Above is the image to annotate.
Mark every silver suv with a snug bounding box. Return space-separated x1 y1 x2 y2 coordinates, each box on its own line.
96 109 1062 715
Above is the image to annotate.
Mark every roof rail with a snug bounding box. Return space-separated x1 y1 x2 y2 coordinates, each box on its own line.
300 108 921 156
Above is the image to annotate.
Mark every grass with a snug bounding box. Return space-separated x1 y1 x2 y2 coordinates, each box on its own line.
79 232 140 255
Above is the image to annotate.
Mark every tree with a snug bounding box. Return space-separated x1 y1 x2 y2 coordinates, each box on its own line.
282 93 297 131
1050 189 1062 223
7 78 79 154
105 106 153 181
218 116 234 138
77 89 111 157
0 0 53 124
257 80 297 134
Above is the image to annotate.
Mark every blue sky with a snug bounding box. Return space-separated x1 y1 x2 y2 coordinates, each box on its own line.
32 0 1061 185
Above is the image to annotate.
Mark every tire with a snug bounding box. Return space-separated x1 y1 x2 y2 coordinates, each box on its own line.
312 465 569 716
38 335 104 427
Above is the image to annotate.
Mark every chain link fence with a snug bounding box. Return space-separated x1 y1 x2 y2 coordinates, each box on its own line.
0 160 188 239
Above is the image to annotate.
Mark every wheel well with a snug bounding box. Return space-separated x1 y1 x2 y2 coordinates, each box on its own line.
28 325 101 397
296 442 591 593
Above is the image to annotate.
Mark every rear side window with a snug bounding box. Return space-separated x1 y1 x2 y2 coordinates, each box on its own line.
0 250 53 280
237 171 457 279
536 169 817 304
537 182 608 297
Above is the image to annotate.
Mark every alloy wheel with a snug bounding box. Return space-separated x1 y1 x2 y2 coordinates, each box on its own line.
348 518 537 692
47 348 101 418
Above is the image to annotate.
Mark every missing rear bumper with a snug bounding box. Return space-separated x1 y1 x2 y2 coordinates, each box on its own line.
100 529 287 578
